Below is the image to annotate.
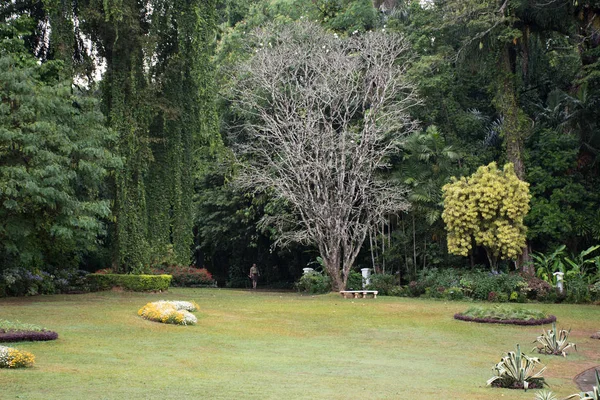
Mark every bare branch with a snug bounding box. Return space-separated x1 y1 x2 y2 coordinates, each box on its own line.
231 22 419 290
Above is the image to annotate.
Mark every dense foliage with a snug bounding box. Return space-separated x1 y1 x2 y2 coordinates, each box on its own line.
442 162 531 271
1 0 599 294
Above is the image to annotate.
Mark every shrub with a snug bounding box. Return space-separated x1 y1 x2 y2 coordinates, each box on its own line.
0 345 35 368
408 280 425 297
413 268 529 302
367 274 398 296
443 287 464 300
486 344 546 390
151 265 215 287
590 281 600 302
138 300 199 325
295 272 331 294
520 274 553 301
346 271 364 290
565 275 592 303
87 274 172 292
535 390 558 400
533 321 576 357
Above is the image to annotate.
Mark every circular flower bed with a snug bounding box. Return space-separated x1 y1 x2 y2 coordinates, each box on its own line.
454 305 556 326
0 320 58 343
0 345 35 368
138 300 200 325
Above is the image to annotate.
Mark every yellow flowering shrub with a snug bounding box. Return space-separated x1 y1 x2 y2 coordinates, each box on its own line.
138 300 198 325
0 345 35 368
442 162 530 270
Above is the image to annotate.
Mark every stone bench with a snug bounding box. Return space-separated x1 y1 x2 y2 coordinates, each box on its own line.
339 290 378 299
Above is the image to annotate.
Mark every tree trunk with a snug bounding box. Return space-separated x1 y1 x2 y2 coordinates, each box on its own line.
412 214 417 276
323 249 344 291
497 43 531 272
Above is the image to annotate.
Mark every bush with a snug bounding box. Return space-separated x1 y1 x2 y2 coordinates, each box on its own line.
487 345 546 390
87 274 172 292
346 271 364 290
411 268 529 302
295 272 331 294
443 287 464 300
367 274 398 296
0 267 91 297
565 275 591 303
520 274 553 301
590 281 600 302
150 265 215 287
138 300 199 325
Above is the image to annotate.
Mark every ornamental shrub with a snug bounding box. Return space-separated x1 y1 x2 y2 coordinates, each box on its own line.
138 300 199 325
0 267 91 297
367 274 398 295
87 274 172 292
295 271 331 294
442 162 530 271
151 265 215 287
346 272 364 290
0 345 35 368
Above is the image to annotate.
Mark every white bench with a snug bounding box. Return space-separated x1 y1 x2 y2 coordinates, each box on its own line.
339 290 378 299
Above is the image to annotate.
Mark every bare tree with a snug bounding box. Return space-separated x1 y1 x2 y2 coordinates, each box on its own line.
232 22 419 291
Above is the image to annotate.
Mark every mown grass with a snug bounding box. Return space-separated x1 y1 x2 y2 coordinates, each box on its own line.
1 289 598 399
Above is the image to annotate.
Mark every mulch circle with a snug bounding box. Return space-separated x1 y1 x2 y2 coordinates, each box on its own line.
453 313 557 326
0 329 58 343
574 366 600 392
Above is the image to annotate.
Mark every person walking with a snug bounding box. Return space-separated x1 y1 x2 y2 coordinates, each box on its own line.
249 263 260 289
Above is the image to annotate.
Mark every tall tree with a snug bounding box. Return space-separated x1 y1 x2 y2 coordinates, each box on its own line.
0 19 119 270
232 22 418 290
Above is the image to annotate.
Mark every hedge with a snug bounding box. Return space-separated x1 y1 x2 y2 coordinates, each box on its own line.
87 274 172 292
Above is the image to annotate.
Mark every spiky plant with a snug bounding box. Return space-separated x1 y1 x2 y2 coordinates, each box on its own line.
566 370 600 400
535 390 558 400
533 321 577 357
487 344 546 391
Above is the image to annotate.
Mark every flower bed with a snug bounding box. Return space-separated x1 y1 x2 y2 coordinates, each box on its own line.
138 300 199 325
0 330 58 343
0 345 35 368
0 320 58 343
454 306 556 326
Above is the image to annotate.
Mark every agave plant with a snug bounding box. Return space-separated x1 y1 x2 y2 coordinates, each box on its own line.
535 390 558 400
566 370 600 400
487 344 547 391
533 321 577 357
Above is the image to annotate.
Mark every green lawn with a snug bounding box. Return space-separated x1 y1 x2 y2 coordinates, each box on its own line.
1 289 598 399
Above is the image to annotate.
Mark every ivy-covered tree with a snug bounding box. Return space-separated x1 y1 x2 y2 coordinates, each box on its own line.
442 162 530 272
0 20 119 270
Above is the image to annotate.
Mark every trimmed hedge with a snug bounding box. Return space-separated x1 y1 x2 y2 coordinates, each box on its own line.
454 313 556 326
0 330 58 343
87 274 172 292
